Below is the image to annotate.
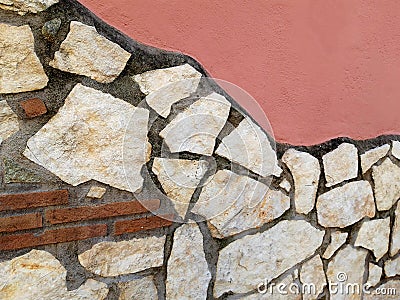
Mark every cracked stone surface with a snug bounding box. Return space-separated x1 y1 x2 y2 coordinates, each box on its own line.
50 21 130 83
367 263 382 288
384 256 400 277
118 276 158 300
361 144 390 173
282 149 320 214
0 100 19 145
316 181 375 228
391 201 400 256
0 0 58 15
322 231 348 259
300 255 326 300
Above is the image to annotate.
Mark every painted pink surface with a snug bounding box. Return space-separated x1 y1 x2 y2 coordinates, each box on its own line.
79 0 400 145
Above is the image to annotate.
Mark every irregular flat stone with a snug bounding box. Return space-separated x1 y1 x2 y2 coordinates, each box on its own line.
0 0 58 15
160 92 230 155
214 220 324 296
0 23 48 94
192 170 290 238
316 181 375 228
279 178 291 192
363 280 400 299
166 223 211 299
354 217 390 260
133 64 202 117
87 186 107 199
0 250 108 299
24 84 150 193
282 149 320 214
118 276 158 300
322 231 348 259
50 21 130 83
0 100 19 145
153 158 208 218
391 201 400 256
361 144 390 173
372 158 400 211
78 235 165 277
300 255 326 300
392 140 400 160
323 143 358 187
384 256 400 277
3 158 42 183
216 117 282 177
367 263 382 288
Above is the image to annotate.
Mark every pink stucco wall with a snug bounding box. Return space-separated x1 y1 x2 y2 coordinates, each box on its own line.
79 0 400 145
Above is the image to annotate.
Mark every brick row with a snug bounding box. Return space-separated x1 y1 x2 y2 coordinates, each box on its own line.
114 214 173 235
0 213 43 233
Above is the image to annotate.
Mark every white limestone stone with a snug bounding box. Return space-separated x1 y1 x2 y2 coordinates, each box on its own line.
87 186 107 199
279 178 291 192
391 201 400 256
0 0 58 15
361 144 390 173
322 143 358 187
322 231 348 259
0 100 19 145
24 84 150 193
160 92 230 155
50 21 130 83
0 250 108 299
367 263 382 288
316 181 375 228
372 158 400 211
192 169 290 238
392 140 400 160
133 64 202 118
282 149 320 214
78 236 165 277
214 220 324 297
300 255 326 300
354 217 390 260
152 157 208 218
216 117 281 177
363 280 400 299
166 223 211 300
384 256 400 277
0 23 48 93
118 276 158 300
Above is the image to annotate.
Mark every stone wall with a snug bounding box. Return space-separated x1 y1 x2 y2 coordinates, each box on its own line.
0 1 399 299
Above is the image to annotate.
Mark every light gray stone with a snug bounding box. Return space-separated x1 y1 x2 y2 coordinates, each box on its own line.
50 21 130 83
279 178 291 192
0 0 58 15
391 201 400 256
366 263 382 288
361 145 390 173
363 280 400 299
86 186 107 199
300 255 326 300
322 231 348 259
0 100 19 145
384 256 400 277
392 140 400 160
118 276 158 300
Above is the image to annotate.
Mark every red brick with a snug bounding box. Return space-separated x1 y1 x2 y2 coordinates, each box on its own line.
0 190 69 212
20 98 47 118
46 199 160 225
0 213 42 233
0 224 107 251
114 214 173 235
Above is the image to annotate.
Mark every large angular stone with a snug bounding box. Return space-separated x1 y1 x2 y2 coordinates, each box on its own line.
0 23 48 94
282 149 320 214
372 158 400 211
216 117 281 177
160 92 230 155
300 255 326 300
214 220 324 296
0 0 58 15
133 64 202 118
192 170 290 238
152 157 208 218
24 84 150 193
118 276 158 300
391 201 400 256
322 231 348 259
166 223 211 300
0 100 19 145
322 143 358 187
316 181 375 228
50 21 130 83
361 145 390 173
0 250 108 299
384 256 400 277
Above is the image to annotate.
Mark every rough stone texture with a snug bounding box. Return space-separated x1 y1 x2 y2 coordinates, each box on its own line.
300 255 326 300
214 220 324 296
50 21 130 83
216 117 282 177
3 158 42 183
160 92 231 155
372 158 400 211
166 223 211 300
192 169 290 238
86 186 107 199
118 276 158 300
0 250 108 299
279 178 291 192
322 231 348 259
282 149 320 214
24 84 150 193
133 63 202 118
367 263 382 288
322 143 358 187
0 100 19 145
354 217 390 260
391 201 400 256
316 181 375 228
392 140 400 160
361 144 390 173
384 256 400 277
20 98 47 118
364 280 400 299
0 0 58 15
42 18 62 42
0 23 48 94
78 236 165 277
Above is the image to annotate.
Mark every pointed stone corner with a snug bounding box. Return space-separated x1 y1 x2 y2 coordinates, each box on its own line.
282 149 320 214
300 255 326 300
0 0 59 15
118 276 158 300
50 21 130 83
392 140 400 160
361 144 390 174
0 100 20 145
322 231 348 259
367 263 382 288
0 23 48 94
160 92 231 155
391 201 400 256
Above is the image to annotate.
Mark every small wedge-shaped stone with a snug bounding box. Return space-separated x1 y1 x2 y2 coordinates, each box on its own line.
216 117 281 177
0 100 19 145
133 64 202 117
392 140 400 160
323 143 358 187
316 181 375 228
153 157 208 218
322 231 348 259
24 84 150 193
86 186 107 199
192 169 290 238
214 220 324 296
160 92 230 155
118 276 158 300
79 236 165 277
0 0 58 15
372 158 400 211
0 250 108 299
50 21 130 83
367 263 382 288
0 23 48 93
282 149 320 214
384 256 400 277
300 255 326 300
391 201 400 256
361 144 390 173
166 223 211 300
